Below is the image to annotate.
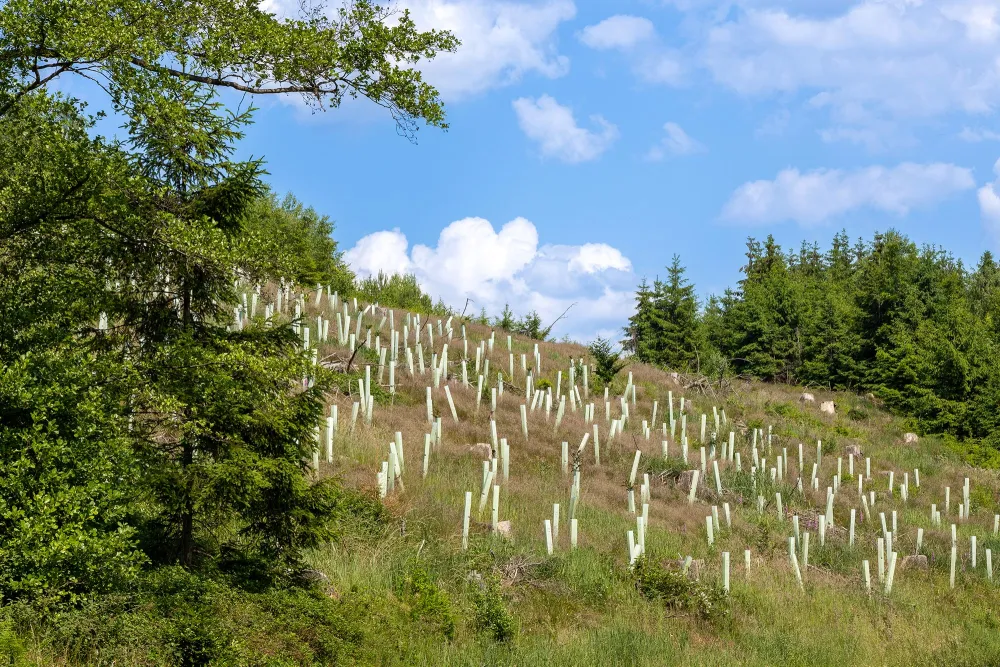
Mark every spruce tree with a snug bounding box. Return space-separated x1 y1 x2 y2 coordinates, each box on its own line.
651 255 702 371
623 278 657 361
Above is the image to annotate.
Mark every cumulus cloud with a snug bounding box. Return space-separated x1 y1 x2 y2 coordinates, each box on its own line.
404 0 576 99
722 162 976 226
259 0 575 101
344 217 635 341
978 158 1000 241
342 229 413 277
578 14 684 85
512 95 619 163
698 1 1000 142
578 15 656 50
647 122 705 160
568 243 632 273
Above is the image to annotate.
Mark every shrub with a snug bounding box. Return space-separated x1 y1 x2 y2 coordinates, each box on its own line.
355 272 442 314
631 558 729 622
847 406 869 421
589 337 627 385
16 566 387 665
471 575 516 643
398 569 456 640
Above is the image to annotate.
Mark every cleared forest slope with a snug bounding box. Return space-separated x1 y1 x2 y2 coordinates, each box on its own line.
296 290 1000 667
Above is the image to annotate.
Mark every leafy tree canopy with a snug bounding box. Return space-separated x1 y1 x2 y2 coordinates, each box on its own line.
0 0 459 136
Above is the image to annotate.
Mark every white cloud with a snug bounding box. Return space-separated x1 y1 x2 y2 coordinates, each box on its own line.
259 0 575 101
578 14 684 85
578 15 656 50
636 52 685 85
960 127 1000 142
404 0 576 99
647 121 705 160
568 243 632 273
722 162 976 226
697 1 1000 142
345 217 634 341
978 158 1000 241
512 95 619 163
343 229 413 276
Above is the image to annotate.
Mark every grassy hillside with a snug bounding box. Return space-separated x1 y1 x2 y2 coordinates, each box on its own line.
16 287 1000 665
293 290 1000 667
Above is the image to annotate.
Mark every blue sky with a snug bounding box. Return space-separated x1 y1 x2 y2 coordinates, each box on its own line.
104 1 1000 340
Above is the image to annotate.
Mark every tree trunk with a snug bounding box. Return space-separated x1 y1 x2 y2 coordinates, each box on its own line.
179 283 195 566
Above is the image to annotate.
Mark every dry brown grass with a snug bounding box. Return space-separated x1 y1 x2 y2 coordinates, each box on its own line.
291 293 1000 666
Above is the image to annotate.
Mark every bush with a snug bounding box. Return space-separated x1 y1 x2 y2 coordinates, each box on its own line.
14 567 389 665
0 350 145 604
471 574 516 643
398 568 456 640
355 272 444 314
631 558 729 622
847 406 869 421
589 337 627 385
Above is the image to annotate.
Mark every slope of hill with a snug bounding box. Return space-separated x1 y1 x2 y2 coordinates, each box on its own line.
293 288 1000 667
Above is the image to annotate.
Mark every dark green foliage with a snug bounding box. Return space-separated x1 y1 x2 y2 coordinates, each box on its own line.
471 574 516 643
625 256 704 371
626 230 1000 460
0 349 145 603
491 305 554 340
6 567 386 665
495 304 517 332
514 310 545 340
0 0 459 607
847 407 869 421
588 336 627 384
0 0 469 661
630 558 729 622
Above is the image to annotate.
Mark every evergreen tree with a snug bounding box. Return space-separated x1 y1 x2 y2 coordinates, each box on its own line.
623 279 657 361
0 0 459 598
650 255 702 371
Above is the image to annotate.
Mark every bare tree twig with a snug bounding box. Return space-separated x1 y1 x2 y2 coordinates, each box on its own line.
541 302 576 340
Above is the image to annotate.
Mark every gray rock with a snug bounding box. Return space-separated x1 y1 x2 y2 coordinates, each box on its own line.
800 392 816 403
903 433 919 444
300 568 330 584
495 520 513 539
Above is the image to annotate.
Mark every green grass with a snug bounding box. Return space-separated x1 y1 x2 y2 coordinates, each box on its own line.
12 301 1000 665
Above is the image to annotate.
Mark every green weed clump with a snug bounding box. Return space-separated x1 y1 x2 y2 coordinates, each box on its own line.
470 574 516 643
645 456 689 483
398 568 457 640
630 558 729 622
